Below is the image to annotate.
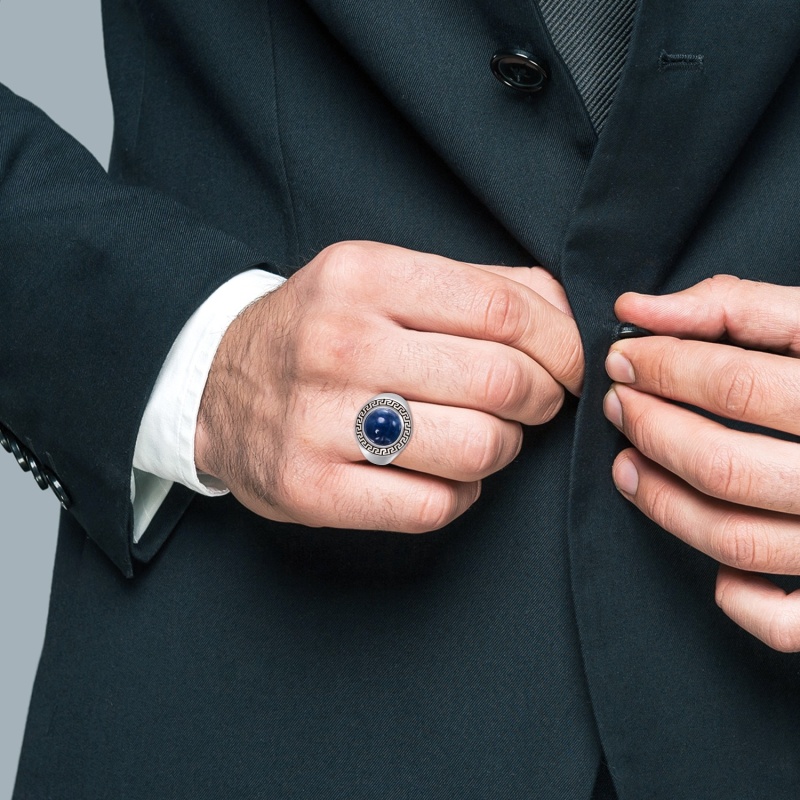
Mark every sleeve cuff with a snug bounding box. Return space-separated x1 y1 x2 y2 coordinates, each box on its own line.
131 268 286 543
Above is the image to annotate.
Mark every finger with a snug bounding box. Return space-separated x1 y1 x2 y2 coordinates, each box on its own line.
344 245 584 395
472 265 574 317
328 329 564 426
268 460 482 534
604 384 800 514
606 336 800 436
611 448 800 575
338 401 524 482
615 275 800 355
716 566 800 652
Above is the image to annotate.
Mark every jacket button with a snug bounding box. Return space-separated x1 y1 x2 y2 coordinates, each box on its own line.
0 423 71 506
45 471 72 510
490 50 548 93
612 322 654 341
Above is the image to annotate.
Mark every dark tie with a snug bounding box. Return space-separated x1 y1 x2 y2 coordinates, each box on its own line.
537 0 638 132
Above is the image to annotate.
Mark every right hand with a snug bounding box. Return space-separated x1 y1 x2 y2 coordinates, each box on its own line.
195 241 584 532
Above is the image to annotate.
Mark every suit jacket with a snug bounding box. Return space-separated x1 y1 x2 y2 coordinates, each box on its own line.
7 0 800 797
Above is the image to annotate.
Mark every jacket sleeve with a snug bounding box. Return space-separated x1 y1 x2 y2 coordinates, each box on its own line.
0 82 274 577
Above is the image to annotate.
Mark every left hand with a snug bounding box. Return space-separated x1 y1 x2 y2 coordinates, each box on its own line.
604 275 800 652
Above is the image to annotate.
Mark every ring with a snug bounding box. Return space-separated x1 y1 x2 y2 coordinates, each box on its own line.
355 393 413 465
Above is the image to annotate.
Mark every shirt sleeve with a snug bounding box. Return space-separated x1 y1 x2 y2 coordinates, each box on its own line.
131 269 286 543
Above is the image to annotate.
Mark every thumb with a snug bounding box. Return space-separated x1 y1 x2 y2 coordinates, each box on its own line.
615 275 800 354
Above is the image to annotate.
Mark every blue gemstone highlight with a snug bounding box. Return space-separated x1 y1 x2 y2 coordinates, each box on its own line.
363 407 403 447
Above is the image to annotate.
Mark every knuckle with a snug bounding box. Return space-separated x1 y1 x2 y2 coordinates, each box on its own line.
474 357 526 415
704 275 744 314
626 404 662 454
639 473 676 530
459 424 507 478
718 362 761 420
409 484 462 532
296 315 362 377
559 335 585 389
479 284 527 342
314 241 371 287
714 514 767 571
650 343 682 398
766 608 800 653
535 384 566 424
282 458 341 521
700 441 751 500
705 274 742 295
317 240 363 270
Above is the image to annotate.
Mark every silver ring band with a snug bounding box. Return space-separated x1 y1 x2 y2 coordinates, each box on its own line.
355 393 413 465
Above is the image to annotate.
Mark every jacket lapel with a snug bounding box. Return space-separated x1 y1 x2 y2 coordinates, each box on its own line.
560 0 800 296
303 0 597 267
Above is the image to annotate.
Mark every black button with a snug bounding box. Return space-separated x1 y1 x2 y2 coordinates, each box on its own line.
0 422 71 506
29 459 50 491
44 470 71 510
491 50 548 93
8 437 31 472
612 322 654 341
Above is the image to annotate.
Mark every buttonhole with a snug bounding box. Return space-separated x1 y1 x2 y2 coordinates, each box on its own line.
658 50 704 72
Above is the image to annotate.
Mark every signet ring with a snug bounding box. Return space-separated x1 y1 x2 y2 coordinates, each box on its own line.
354 393 413 465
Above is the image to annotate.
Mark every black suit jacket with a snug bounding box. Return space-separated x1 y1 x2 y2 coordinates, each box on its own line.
7 1 800 797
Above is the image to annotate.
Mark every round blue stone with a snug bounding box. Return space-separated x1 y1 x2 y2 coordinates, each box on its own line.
363 407 403 447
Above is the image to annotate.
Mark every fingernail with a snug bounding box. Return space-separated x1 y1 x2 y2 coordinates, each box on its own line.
605 350 635 383
613 457 639 496
603 387 623 428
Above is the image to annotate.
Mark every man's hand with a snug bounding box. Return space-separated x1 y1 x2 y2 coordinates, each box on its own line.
196 241 584 534
604 275 800 652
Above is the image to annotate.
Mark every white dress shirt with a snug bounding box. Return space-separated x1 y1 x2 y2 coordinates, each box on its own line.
131 269 285 543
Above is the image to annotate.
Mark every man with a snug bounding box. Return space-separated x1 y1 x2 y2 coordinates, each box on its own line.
5 0 800 797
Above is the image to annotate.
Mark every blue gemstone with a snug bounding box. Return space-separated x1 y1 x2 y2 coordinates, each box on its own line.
363 407 403 447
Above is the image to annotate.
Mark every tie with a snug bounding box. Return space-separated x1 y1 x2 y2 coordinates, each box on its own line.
537 0 638 132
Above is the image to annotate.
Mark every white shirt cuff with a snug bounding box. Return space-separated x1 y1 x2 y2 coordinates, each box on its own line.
130 269 286 543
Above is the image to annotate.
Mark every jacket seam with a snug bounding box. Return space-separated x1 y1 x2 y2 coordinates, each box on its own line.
265 0 301 264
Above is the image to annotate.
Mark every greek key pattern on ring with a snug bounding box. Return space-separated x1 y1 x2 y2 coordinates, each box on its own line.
355 398 412 457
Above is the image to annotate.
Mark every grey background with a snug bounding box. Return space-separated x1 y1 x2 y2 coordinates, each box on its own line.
0 2 112 797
